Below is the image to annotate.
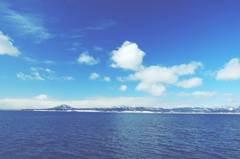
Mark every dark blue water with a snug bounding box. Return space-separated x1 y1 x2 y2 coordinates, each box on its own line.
0 111 240 159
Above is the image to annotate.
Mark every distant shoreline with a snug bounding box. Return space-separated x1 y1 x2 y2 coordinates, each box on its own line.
1 104 240 114
1 109 240 115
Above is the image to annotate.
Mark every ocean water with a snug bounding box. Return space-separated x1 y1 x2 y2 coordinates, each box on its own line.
0 111 240 159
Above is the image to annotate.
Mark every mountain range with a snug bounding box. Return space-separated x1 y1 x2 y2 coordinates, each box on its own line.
21 104 240 114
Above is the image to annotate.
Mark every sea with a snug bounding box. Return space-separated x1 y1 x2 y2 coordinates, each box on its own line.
0 111 239 159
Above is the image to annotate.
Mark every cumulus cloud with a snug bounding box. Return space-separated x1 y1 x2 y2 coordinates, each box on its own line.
110 41 203 96
129 62 202 96
89 73 111 82
216 58 240 80
130 62 202 85
111 41 145 71
177 77 203 88
119 85 127 91
0 31 20 56
89 72 100 80
171 62 203 76
17 67 74 81
77 53 99 65
130 66 178 84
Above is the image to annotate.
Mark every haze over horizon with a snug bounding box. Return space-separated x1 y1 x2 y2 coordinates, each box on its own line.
0 0 240 109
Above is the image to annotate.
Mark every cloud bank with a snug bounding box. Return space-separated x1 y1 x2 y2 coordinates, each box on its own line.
0 94 238 110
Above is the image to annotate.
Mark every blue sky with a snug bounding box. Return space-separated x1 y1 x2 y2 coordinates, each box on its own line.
0 0 240 109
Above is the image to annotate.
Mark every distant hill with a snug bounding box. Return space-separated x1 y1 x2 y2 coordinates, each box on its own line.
20 105 240 114
47 104 75 111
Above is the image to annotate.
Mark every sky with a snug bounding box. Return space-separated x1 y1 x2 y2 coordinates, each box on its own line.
0 0 240 109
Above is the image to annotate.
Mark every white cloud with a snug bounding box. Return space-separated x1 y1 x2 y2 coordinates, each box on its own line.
130 66 178 85
89 73 111 82
190 91 217 97
17 72 44 81
119 85 127 91
130 62 202 96
34 94 48 100
17 67 50 80
0 31 20 56
171 62 203 76
78 53 99 65
111 41 145 71
0 3 51 41
177 77 203 88
89 72 100 80
23 57 55 64
216 58 240 80
0 97 164 109
136 82 166 96
179 91 216 97
103 76 111 82
17 67 74 81
110 41 203 96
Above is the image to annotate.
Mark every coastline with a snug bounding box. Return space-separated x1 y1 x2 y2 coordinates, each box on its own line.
18 109 240 115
